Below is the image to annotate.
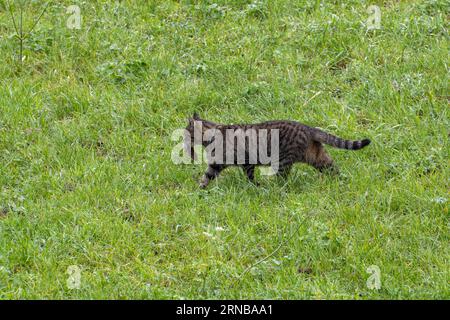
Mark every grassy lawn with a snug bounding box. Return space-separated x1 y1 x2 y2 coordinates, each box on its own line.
0 0 448 299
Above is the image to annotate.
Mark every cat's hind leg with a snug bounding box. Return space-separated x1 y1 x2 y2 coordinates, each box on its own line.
306 143 337 173
276 164 293 179
242 164 258 184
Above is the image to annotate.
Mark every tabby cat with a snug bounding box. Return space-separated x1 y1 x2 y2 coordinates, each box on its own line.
185 113 371 188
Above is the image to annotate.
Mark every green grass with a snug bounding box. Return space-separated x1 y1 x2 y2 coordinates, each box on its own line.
0 0 448 299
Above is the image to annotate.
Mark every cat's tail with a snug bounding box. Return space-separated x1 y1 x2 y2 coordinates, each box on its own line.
313 129 371 150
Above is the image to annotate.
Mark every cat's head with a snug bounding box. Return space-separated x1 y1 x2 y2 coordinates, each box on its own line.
185 113 204 161
186 112 201 130
185 112 218 138
184 113 218 160
185 112 201 144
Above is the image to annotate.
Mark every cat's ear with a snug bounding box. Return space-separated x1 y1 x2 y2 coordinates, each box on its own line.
193 112 200 120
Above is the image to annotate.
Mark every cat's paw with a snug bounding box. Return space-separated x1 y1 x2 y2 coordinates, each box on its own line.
199 176 209 189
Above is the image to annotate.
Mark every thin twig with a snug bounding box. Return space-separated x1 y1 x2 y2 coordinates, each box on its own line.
6 0 52 65
19 2 23 64
231 215 307 288
6 0 20 36
27 1 51 36
302 91 322 107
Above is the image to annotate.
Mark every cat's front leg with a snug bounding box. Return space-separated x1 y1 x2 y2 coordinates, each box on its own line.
242 165 260 186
